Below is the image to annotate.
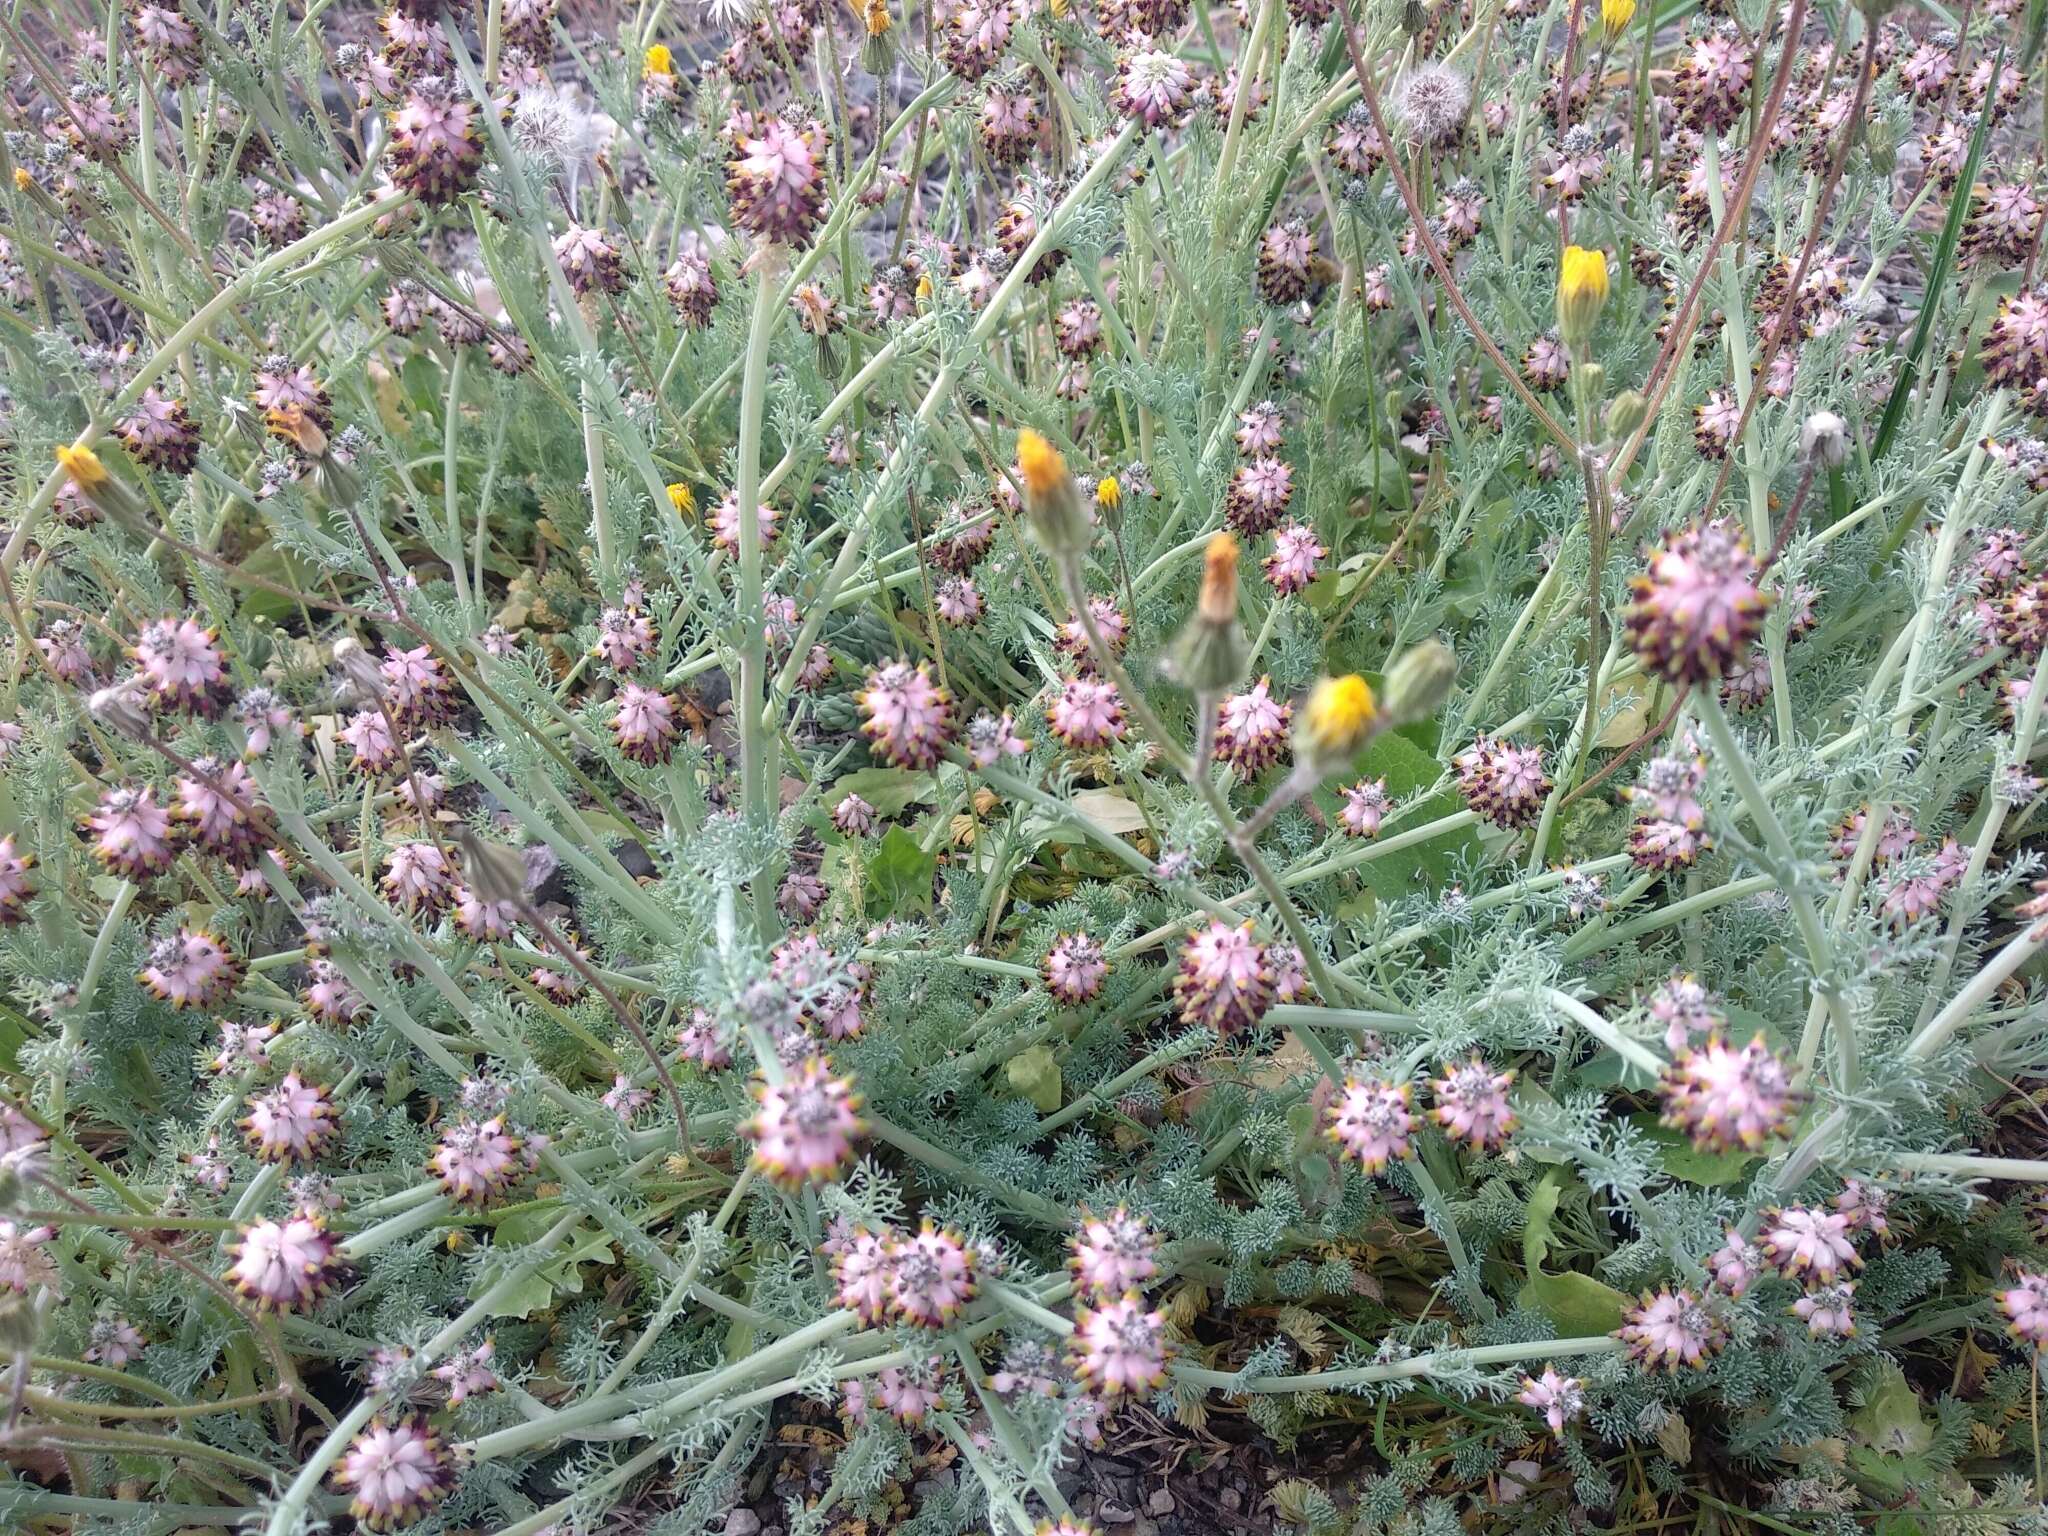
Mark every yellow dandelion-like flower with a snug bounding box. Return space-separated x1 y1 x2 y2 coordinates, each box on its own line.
667 482 696 519
1557 245 1610 348
1300 675 1377 761
644 44 674 77
1600 0 1635 38
55 442 109 489
1016 429 1066 498
1095 475 1121 511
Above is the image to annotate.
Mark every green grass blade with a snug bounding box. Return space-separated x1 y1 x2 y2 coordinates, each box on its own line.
1870 45 2003 463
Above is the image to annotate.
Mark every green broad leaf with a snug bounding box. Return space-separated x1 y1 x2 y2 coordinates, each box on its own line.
1627 1113 1758 1187
1516 1269 1630 1337
477 1268 557 1321
1849 1361 1935 1457
829 766 930 820
474 1216 616 1319
1312 730 1480 905
1069 788 1149 837
1522 1171 1563 1272
1005 1045 1062 1112
866 826 938 915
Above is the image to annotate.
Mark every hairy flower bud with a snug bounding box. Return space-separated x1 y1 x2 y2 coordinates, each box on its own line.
452 828 531 910
1165 533 1248 693
1295 675 1378 772
1015 429 1091 558
1606 388 1650 441
1556 245 1609 350
1379 640 1456 727
1799 410 1850 469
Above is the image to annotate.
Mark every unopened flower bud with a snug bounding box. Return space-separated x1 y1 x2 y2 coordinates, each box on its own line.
861 0 894 73
1095 475 1123 530
1606 389 1650 441
1015 429 1092 559
1799 410 1850 470
1571 360 1606 415
220 397 269 449
1296 674 1379 772
331 638 386 700
53 442 145 528
313 450 361 507
0 1288 42 1353
1379 640 1456 727
1165 533 1248 693
452 827 532 909
1556 246 1609 351
88 681 153 741
1600 0 1635 40
1402 0 1429 34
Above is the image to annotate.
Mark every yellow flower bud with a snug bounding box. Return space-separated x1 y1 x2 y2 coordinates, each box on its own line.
1014 429 1090 558
1095 475 1121 510
1049 0 1069 16
1556 245 1609 350
1600 0 1635 37
1198 532 1239 627
1016 429 1065 498
12 167 28 191
667 482 696 518
1165 531 1248 693
643 43 674 77
1299 674 1378 764
55 442 109 489
915 271 933 301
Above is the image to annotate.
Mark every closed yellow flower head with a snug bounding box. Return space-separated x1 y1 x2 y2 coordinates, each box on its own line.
643 44 674 76
667 482 696 518
1198 531 1239 625
55 442 109 489
12 167 29 192
864 0 891 35
1095 475 1121 510
1559 246 1609 307
1302 674 1377 760
1556 245 1609 348
1049 0 1069 16
1016 429 1067 499
915 271 933 301
1600 0 1635 36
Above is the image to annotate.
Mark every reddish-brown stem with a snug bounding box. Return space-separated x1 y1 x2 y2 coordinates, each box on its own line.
1330 0 1579 458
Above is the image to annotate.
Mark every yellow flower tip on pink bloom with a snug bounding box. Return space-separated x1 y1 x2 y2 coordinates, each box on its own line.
55 442 109 489
1302 674 1377 760
1015 429 1066 499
